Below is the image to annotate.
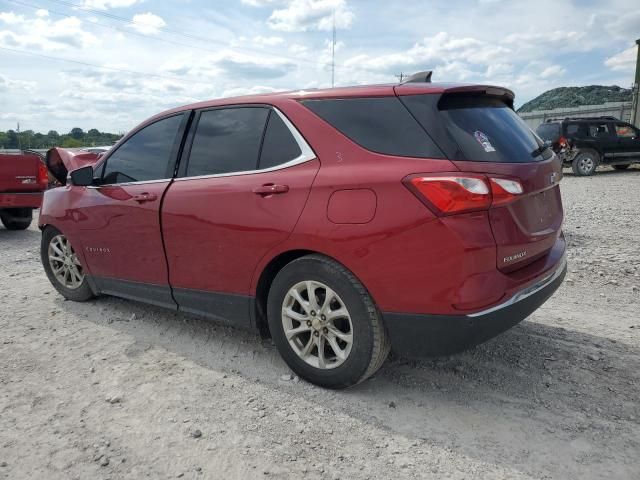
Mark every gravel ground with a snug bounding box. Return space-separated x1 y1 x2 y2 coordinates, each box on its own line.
1 166 639 479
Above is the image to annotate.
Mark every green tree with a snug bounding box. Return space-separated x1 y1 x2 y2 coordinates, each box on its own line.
70 128 84 140
62 137 83 148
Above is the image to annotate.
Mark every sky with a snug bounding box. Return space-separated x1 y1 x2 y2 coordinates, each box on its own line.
0 0 638 133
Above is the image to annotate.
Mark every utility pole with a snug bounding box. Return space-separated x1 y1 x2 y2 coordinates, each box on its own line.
16 122 22 151
631 38 640 128
396 73 406 83
331 10 336 88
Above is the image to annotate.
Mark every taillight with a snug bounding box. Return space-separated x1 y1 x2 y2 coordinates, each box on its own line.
403 173 523 216
37 161 49 189
490 177 523 206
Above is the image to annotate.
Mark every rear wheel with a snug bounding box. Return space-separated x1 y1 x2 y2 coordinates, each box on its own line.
41 226 95 302
1 208 32 230
571 150 598 176
267 254 390 389
613 164 630 171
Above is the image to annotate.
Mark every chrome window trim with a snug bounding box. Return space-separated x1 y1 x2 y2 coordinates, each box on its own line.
87 178 172 189
467 254 567 318
174 106 316 182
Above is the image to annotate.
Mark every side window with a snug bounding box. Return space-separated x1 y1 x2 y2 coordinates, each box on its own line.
588 123 610 138
565 123 579 136
615 123 637 138
302 97 444 158
258 111 302 169
102 114 184 184
186 107 269 177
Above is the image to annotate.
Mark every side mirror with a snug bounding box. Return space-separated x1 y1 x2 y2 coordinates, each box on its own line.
69 165 95 187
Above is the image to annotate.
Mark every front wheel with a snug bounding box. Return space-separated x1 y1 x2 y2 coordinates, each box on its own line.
267 255 390 389
571 151 599 176
41 227 95 302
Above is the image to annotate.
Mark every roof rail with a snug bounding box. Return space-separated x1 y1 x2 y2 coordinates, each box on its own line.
545 116 620 123
401 71 432 84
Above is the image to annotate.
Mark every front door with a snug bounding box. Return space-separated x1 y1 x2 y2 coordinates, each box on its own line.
77 113 188 308
587 121 617 163
161 106 319 325
613 122 640 163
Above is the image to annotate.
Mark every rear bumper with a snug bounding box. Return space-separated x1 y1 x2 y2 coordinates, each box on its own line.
383 255 567 357
0 192 43 209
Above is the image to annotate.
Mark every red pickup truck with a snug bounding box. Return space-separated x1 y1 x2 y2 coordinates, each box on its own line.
0 152 49 230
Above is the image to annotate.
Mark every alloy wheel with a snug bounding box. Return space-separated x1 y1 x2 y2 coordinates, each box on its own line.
281 280 353 369
579 155 595 174
48 234 84 290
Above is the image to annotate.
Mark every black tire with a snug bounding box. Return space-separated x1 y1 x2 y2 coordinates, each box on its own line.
613 164 630 171
1 208 32 230
571 150 599 176
41 226 95 302
267 254 390 389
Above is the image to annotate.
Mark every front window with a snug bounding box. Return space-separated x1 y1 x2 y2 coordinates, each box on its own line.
615 123 637 138
101 114 184 184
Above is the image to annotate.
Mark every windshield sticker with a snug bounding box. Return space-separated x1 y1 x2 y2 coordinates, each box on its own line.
474 131 496 153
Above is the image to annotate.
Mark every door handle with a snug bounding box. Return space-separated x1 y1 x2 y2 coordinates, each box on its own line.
252 184 289 196
132 192 158 203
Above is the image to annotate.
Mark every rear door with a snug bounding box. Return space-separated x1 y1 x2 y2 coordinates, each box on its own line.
613 122 640 162
400 92 563 272
162 105 318 325
74 113 188 307
586 121 617 163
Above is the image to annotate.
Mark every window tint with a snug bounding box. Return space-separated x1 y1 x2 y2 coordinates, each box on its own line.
102 114 184 184
259 111 302 169
565 123 580 136
587 123 610 138
615 123 636 138
302 97 444 158
401 94 552 163
186 108 269 177
535 123 561 142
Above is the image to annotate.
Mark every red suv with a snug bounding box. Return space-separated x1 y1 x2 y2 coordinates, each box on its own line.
40 79 566 388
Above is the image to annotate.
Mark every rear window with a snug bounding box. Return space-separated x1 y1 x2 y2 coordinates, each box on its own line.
401 94 552 163
301 97 444 158
536 123 561 142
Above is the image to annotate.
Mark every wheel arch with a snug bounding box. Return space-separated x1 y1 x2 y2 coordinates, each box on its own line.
252 249 373 339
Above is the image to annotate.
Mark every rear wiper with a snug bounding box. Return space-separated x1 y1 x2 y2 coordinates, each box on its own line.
530 143 550 158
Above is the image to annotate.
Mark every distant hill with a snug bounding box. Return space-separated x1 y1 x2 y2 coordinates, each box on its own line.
517 85 632 113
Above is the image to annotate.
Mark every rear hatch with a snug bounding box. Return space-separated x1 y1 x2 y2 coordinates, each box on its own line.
0 152 46 192
398 86 563 272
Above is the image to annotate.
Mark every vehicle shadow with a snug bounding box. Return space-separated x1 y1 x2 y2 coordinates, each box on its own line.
61 293 640 478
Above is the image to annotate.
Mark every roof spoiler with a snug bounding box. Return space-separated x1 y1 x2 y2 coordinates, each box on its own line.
401 71 432 84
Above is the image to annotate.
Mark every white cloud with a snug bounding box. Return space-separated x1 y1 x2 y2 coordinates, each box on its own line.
268 0 354 32
0 74 36 92
342 32 509 75
0 11 97 50
35 9 49 18
539 65 566 79
130 12 166 35
605 47 637 73
253 35 284 46
241 0 282 5
80 0 141 10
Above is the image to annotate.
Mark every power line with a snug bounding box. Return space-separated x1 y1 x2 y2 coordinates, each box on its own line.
0 45 205 89
40 0 337 69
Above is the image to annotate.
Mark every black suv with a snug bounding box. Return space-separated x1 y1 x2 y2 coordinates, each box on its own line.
536 116 640 176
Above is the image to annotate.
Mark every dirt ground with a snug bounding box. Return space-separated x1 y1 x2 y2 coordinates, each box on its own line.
1 166 639 480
